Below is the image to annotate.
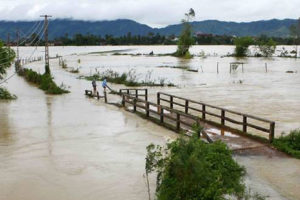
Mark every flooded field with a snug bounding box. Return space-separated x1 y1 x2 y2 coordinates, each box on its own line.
1 45 300 199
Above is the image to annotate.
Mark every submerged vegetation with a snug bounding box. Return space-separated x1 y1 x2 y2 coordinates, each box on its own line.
18 68 69 94
145 125 265 200
273 129 300 159
82 69 175 87
0 87 17 100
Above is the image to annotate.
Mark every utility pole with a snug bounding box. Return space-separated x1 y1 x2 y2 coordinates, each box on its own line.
16 29 20 61
40 15 52 74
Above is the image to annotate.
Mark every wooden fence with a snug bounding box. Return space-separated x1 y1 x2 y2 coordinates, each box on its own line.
157 92 275 142
119 89 148 101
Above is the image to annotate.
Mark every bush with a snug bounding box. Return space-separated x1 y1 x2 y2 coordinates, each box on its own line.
234 37 254 57
0 87 17 100
20 68 69 94
146 129 247 200
257 39 276 57
273 129 300 158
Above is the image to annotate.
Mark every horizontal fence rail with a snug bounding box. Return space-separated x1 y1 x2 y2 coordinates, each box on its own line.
157 92 275 142
121 94 203 135
119 89 148 101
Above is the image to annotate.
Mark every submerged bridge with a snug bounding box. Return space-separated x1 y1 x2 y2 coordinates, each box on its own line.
85 88 277 153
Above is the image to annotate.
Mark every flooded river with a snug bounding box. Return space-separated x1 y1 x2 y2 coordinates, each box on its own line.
1 46 300 199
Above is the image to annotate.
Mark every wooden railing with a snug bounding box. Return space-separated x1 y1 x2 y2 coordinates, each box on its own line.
119 89 148 101
157 92 275 142
122 94 201 132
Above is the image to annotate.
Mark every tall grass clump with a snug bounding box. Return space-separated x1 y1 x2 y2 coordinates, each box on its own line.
19 68 69 94
0 87 17 100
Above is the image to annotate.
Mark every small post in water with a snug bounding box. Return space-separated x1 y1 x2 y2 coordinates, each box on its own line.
104 90 107 103
265 63 268 73
217 62 219 74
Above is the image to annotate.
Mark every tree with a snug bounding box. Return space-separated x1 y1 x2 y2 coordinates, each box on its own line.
0 40 16 99
174 8 195 58
257 38 276 57
0 40 15 79
234 37 254 57
145 126 247 200
290 17 300 58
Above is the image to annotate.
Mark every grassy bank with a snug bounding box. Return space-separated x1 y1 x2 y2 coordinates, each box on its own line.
18 68 69 94
82 69 175 87
273 129 300 158
0 87 17 100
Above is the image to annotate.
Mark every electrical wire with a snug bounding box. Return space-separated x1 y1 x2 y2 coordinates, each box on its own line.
0 21 48 85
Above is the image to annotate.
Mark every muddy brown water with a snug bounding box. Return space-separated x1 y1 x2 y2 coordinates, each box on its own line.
1 46 300 199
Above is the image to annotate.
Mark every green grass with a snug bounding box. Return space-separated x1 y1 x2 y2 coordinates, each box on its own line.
272 129 300 158
19 68 69 95
0 87 17 100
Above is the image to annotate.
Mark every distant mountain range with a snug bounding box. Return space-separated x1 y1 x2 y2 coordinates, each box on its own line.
0 18 297 40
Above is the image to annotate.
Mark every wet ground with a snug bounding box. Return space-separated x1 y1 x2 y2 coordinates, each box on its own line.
1 46 300 199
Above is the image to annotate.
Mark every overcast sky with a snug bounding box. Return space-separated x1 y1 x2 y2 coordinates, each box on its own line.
0 0 299 27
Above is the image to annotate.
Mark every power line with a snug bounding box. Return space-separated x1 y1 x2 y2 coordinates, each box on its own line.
0 21 48 85
17 20 43 46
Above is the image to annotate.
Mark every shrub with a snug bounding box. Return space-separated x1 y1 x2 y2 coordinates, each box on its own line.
20 68 69 94
257 39 276 57
145 128 247 200
234 37 254 57
0 87 17 100
273 129 300 158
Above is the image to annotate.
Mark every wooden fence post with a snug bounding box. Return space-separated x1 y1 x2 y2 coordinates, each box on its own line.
185 100 189 114
170 96 173 109
133 98 137 112
243 116 247 132
176 113 180 131
104 91 107 103
160 108 164 123
122 95 125 107
269 122 275 143
217 62 219 74
135 90 138 98
157 93 160 105
145 89 148 101
202 105 206 120
146 102 150 117
221 110 225 125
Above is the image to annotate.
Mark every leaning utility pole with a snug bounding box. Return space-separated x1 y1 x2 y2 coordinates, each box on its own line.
40 15 52 74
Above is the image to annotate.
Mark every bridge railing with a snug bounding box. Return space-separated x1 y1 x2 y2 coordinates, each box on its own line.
119 89 148 101
157 92 275 142
122 93 202 133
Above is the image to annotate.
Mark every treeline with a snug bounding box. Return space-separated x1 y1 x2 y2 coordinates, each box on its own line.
50 32 300 46
53 33 176 45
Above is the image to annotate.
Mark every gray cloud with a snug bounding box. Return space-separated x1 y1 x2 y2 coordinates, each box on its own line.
0 0 299 27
